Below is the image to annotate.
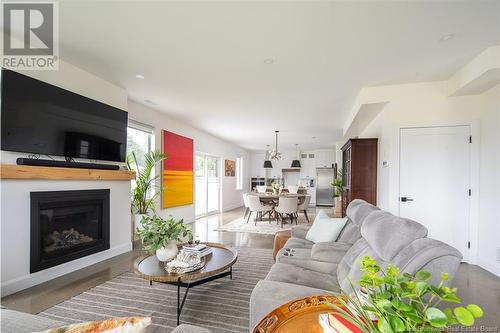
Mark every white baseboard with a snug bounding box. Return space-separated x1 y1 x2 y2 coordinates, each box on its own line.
223 203 244 212
476 258 500 277
1 242 133 297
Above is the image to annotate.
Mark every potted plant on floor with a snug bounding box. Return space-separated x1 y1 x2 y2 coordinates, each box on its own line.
136 215 193 262
331 169 343 217
330 256 483 332
127 150 167 230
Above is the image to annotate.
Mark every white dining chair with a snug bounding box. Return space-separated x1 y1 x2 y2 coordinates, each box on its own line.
297 195 311 223
287 185 299 194
242 193 250 220
275 197 299 228
256 185 267 193
247 195 272 225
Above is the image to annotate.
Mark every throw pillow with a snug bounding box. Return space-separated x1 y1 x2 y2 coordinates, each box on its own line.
38 316 151 333
306 212 348 243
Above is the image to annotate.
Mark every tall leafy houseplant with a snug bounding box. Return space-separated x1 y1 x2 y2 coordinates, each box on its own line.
127 150 167 215
136 215 193 262
332 168 343 217
331 256 483 333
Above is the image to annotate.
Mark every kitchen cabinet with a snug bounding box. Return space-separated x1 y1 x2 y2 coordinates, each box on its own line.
250 152 267 177
307 187 316 205
315 150 335 168
299 153 315 179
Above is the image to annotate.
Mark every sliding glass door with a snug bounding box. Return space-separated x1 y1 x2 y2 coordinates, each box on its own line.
195 154 220 217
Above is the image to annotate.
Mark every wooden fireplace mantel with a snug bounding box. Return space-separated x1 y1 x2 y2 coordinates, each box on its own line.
0 164 135 180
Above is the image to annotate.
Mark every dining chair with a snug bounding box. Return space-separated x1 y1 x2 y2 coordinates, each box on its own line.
297 195 311 223
256 185 267 193
287 185 299 194
247 195 272 226
275 197 299 228
242 193 250 220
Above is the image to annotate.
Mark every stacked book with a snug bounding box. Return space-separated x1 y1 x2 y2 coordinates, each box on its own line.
182 243 212 256
319 313 364 333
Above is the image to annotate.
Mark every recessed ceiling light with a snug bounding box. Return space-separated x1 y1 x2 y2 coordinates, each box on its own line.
135 74 145 79
263 59 274 64
439 34 455 42
144 99 156 105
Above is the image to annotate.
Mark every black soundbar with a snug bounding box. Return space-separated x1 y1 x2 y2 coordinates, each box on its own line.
16 158 120 170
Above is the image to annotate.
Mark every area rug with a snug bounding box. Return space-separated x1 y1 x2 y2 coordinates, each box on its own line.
38 247 274 333
214 214 313 235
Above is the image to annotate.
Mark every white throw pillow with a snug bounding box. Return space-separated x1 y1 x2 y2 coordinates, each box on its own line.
306 211 348 243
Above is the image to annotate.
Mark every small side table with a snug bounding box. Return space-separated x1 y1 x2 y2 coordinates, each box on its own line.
273 230 291 260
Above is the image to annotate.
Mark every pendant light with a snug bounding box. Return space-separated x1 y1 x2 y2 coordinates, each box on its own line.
291 144 301 168
263 145 273 168
268 130 283 161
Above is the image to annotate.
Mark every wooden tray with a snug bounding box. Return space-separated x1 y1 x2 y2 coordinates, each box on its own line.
252 295 343 333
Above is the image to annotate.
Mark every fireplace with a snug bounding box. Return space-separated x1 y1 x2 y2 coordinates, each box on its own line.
30 189 110 273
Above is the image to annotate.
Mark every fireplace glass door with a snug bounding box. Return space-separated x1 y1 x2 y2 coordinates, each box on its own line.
30 189 110 273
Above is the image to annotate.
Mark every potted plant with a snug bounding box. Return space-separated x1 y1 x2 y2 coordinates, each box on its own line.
330 256 483 333
331 169 343 217
271 180 282 195
136 215 193 262
127 150 167 230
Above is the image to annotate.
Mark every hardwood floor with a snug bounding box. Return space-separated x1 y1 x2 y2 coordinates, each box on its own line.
2 206 499 329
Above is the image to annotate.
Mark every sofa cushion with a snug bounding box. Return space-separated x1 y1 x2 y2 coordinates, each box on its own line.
337 200 379 244
290 225 311 239
1 309 66 333
249 280 333 330
305 215 347 243
392 238 463 286
265 263 341 292
311 242 352 263
361 210 428 261
283 237 314 249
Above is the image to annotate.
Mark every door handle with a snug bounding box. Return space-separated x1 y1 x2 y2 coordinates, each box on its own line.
400 197 414 202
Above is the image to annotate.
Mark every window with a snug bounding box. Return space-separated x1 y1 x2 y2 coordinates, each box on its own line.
236 157 243 190
126 120 154 171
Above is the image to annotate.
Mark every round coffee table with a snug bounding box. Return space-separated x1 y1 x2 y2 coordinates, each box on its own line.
252 295 343 333
134 242 237 325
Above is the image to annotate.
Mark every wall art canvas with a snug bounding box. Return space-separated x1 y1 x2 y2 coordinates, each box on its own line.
225 160 236 177
162 130 193 208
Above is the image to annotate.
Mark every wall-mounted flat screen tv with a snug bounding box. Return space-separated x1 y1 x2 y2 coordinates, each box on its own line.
1 69 128 162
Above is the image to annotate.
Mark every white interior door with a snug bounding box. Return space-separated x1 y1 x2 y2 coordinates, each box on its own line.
399 126 470 260
195 154 220 217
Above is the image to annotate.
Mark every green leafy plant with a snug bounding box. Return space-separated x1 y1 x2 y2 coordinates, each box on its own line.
331 168 343 198
331 256 483 333
136 215 193 252
127 150 167 214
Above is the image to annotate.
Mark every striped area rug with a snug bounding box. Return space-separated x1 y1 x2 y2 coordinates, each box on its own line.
38 247 274 333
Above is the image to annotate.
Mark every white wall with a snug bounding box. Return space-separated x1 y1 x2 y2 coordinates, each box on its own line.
127 100 251 222
0 60 132 296
477 85 500 276
359 81 499 275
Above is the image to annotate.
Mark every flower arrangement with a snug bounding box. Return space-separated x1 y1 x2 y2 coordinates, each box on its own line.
271 180 282 194
332 256 483 333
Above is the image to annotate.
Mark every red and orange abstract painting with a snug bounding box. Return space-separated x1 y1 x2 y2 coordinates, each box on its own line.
162 130 193 208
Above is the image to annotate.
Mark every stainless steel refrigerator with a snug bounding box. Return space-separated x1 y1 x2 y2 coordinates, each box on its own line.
316 168 334 206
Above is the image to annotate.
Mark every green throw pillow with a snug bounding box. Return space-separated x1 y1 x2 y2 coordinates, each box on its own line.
306 210 347 243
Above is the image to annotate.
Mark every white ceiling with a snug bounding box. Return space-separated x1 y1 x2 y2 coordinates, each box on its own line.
55 0 499 150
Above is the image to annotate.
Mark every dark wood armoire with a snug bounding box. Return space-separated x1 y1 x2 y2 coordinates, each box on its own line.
341 138 378 216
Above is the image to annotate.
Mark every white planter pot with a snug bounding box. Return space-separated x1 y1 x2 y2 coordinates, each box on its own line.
156 242 178 262
134 214 148 231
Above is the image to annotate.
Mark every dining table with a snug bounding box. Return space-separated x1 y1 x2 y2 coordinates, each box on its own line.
250 192 306 224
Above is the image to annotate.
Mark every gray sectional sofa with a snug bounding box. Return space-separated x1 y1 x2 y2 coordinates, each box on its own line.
249 199 463 329
2 199 462 333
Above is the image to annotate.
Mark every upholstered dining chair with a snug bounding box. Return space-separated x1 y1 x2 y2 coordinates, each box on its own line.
247 195 272 226
275 197 299 228
242 193 250 220
256 185 267 193
287 185 299 194
297 195 311 223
